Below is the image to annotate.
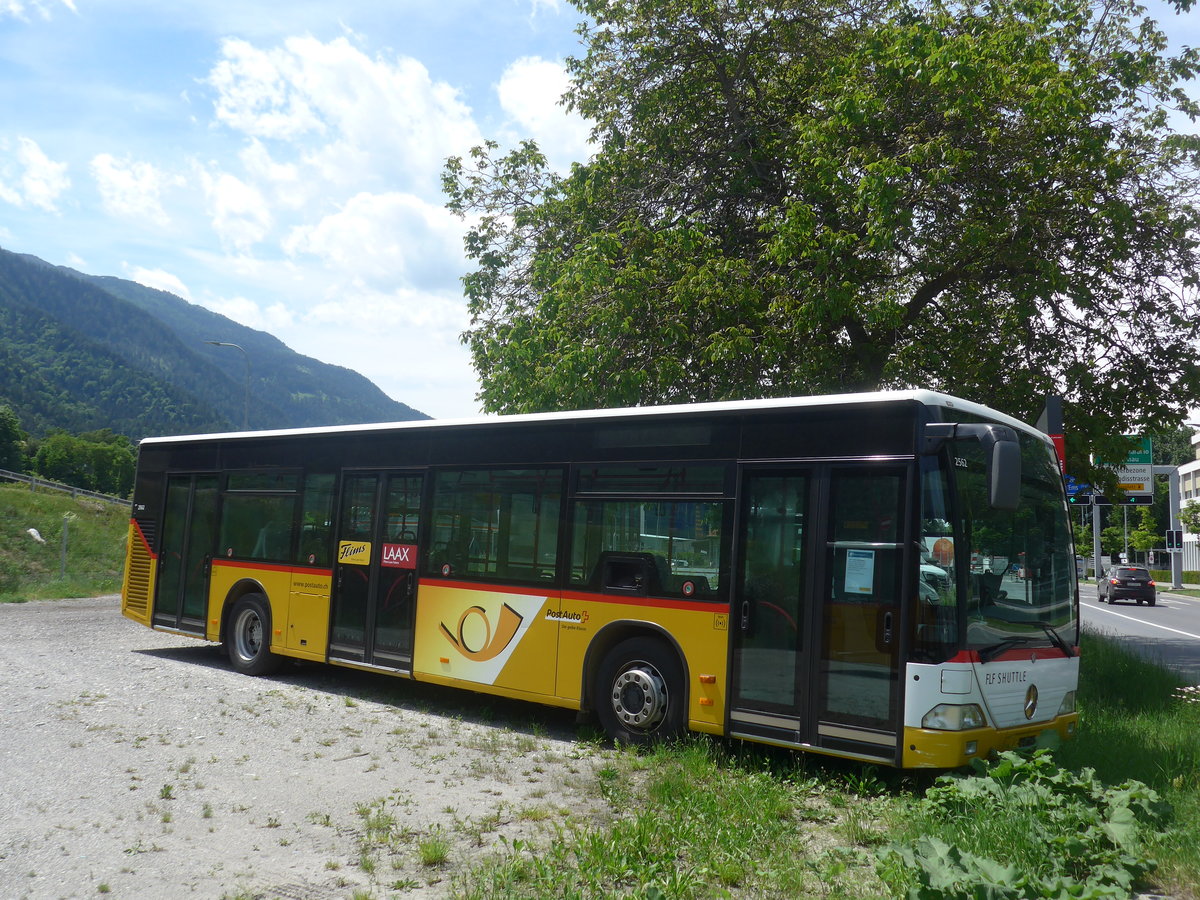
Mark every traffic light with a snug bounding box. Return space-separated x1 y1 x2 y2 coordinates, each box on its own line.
1068 493 1092 506
1166 529 1183 551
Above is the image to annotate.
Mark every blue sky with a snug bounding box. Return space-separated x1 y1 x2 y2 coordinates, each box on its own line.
0 1 1197 421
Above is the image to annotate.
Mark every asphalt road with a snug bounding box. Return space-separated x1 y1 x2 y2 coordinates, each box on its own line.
1079 580 1200 684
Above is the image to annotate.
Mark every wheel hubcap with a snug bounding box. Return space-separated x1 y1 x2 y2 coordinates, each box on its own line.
236 609 262 659
611 663 667 730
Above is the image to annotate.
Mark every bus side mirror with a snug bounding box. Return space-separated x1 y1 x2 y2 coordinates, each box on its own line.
923 422 1021 511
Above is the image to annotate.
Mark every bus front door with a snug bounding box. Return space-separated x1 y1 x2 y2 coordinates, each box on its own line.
329 471 423 669
729 470 815 742
730 466 904 762
154 473 218 634
814 466 904 759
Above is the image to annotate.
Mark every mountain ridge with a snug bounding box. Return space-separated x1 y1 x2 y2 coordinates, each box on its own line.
0 247 429 439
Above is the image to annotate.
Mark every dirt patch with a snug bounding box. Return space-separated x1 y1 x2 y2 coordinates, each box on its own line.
0 596 615 899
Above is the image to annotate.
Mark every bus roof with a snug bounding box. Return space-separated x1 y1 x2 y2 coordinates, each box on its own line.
138 389 1041 446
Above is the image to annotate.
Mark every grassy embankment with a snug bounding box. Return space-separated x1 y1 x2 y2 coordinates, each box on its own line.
3 484 1195 897
0 482 128 602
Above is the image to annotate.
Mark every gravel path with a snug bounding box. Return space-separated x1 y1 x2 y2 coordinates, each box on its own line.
0 596 610 900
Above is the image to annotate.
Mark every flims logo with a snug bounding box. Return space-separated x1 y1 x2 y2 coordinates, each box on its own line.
440 603 524 662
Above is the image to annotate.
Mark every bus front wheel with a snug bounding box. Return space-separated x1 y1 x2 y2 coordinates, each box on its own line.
227 594 284 676
595 637 685 745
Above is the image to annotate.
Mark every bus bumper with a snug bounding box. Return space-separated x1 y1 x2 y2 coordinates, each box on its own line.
901 713 1079 769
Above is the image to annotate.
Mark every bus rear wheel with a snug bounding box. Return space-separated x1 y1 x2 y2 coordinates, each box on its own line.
595 637 685 746
227 594 284 676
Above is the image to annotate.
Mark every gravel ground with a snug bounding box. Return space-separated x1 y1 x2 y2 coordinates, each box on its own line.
0 596 613 900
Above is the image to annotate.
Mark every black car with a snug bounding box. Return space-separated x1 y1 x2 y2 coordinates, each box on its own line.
1097 566 1157 606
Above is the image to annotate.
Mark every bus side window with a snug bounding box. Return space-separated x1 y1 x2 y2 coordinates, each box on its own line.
569 499 725 599
297 473 335 567
425 469 563 584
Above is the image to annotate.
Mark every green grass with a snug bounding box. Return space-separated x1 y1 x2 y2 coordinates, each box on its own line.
0 483 128 601
452 632 1200 899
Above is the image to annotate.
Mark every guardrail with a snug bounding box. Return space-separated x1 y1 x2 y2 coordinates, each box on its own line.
0 468 132 508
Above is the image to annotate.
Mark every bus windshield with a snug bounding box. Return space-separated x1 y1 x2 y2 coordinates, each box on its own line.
957 430 1077 655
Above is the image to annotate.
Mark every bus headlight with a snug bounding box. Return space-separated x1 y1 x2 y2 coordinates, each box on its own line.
922 703 986 731
1057 691 1076 715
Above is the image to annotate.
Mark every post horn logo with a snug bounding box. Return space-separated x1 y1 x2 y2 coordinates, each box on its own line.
440 603 524 662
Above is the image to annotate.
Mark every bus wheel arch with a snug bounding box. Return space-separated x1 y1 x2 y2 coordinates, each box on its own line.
222 585 284 676
584 624 689 745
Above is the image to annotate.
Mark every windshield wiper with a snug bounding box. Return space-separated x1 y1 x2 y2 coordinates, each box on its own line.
977 636 1035 663
977 623 1074 664
1036 621 1074 658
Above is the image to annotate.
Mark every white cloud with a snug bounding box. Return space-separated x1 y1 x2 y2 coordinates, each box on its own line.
201 293 295 333
208 38 325 141
283 191 466 291
238 139 308 210
0 0 76 21
497 56 591 172
206 35 483 195
198 167 273 253
0 136 70 212
125 264 193 300
90 154 181 227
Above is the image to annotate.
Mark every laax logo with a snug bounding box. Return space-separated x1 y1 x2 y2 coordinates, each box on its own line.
440 603 524 662
381 543 417 570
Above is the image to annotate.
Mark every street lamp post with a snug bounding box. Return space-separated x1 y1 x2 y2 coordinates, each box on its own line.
204 340 249 430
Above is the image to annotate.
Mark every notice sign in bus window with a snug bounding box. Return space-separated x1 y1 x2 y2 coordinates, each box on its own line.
381 543 418 569
845 549 876 595
338 541 371 565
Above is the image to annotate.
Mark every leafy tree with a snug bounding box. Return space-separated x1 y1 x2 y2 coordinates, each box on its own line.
33 431 135 496
1151 427 1197 468
1130 506 1160 556
0 403 24 471
1180 499 1200 534
445 0 1200 474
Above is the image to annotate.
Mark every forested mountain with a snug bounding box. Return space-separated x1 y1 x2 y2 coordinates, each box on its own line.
0 247 427 439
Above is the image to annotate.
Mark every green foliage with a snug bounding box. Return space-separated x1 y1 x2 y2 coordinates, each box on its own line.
1179 500 1200 535
881 751 1171 898
33 431 135 497
1129 507 1159 554
445 0 1200 470
0 484 128 601
0 403 25 471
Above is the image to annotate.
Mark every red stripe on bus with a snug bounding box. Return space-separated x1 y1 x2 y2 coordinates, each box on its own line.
948 647 1079 664
418 578 729 614
212 559 298 575
131 518 156 559
418 578 560 599
561 589 729 613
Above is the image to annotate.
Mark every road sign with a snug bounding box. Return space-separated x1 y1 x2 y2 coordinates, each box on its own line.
1093 436 1154 504
1091 495 1152 505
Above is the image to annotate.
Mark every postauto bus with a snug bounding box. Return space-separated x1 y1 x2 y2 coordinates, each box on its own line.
121 391 1079 768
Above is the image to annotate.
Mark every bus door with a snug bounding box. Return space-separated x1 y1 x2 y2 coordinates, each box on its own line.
329 471 424 669
154 473 218 634
729 469 816 742
813 465 906 757
729 465 906 759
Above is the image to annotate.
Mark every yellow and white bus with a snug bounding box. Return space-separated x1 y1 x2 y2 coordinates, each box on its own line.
121 391 1079 768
